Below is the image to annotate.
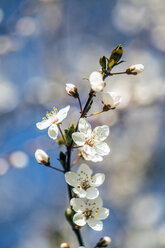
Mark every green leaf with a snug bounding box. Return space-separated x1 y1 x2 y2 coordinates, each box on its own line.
57 151 67 170
108 44 123 71
64 124 76 145
99 56 107 70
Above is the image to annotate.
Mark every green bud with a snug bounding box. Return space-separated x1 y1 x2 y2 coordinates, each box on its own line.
65 208 81 230
99 56 107 70
56 137 66 146
108 44 123 70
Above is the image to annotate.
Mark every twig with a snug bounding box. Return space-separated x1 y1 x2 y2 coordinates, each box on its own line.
85 110 104 117
77 94 83 113
103 70 126 80
45 164 64 173
65 90 95 246
57 124 66 144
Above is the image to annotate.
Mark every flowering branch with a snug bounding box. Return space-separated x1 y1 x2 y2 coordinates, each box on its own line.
35 44 144 248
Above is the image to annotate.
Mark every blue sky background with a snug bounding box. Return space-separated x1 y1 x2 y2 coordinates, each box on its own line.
0 0 165 248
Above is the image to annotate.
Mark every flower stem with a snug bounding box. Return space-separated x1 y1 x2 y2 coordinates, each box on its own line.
71 155 81 168
77 94 83 113
85 110 104 117
45 164 64 173
57 124 66 144
103 70 126 80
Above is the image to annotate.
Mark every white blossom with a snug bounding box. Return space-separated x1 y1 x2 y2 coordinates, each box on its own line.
103 91 122 109
96 236 112 247
72 118 110 162
66 83 77 97
65 163 105 199
89 71 105 92
70 197 109 231
60 243 70 248
35 149 49 165
129 64 144 74
36 105 70 140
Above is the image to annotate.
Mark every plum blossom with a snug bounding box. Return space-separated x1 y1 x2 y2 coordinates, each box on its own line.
36 105 70 140
66 83 78 97
89 71 105 92
35 149 49 165
96 236 112 247
103 91 122 109
128 64 144 74
70 197 109 231
72 118 110 162
65 163 105 199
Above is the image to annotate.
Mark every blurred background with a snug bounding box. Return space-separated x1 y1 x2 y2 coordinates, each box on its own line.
0 0 165 247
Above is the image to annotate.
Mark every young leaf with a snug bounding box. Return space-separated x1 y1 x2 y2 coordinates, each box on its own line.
58 151 67 170
108 44 123 71
64 124 76 145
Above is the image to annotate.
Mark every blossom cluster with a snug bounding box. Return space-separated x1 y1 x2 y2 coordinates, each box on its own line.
35 50 144 246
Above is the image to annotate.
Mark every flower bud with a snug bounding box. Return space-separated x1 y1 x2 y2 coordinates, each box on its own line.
95 236 112 247
103 91 121 110
60 243 70 248
66 83 78 98
126 64 144 74
65 207 81 230
35 149 50 166
89 71 105 92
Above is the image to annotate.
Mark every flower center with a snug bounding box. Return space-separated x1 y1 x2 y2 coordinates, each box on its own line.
78 179 90 190
85 137 95 147
84 209 93 219
42 107 59 124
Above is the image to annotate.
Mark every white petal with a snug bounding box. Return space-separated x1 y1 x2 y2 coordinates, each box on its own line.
65 172 78 187
83 145 96 156
89 173 105 187
93 196 103 208
77 163 92 177
72 132 86 146
87 219 103 231
81 149 93 161
56 105 70 123
70 198 85 212
78 118 92 136
96 208 109 220
48 124 59 140
86 187 99 199
89 71 103 82
90 81 105 92
73 213 86 226
36 119 52 130
103 92 122 107
93 125 110 142
85 197 103 209
91 155 103 162
94 142 110 156
81 149 103 162
73 188 86 198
